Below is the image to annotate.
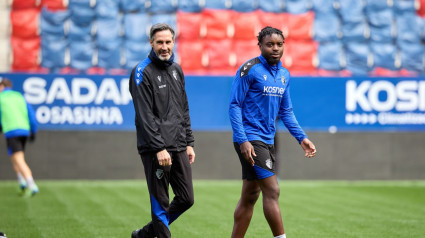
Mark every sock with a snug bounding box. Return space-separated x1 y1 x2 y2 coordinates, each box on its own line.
26 177 38 191
274 234 286 238
17 173 27 187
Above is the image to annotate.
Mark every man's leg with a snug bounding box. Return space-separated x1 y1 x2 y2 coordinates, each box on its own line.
231 179 261 238
258 175 284 236
10 151 38 195
168 151 194 224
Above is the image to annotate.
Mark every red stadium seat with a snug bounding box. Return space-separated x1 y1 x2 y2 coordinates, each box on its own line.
10 8 40 38
41 0 68 10
204 39 236 75
233 11 261 40
201 9 234 39
257 11 288 34
11 0 40 9
177 39 206 74
286 11 314 40
177 12 202 40
10 36 40 71
233 39 259 67
418 0 425 17
282 40 318 76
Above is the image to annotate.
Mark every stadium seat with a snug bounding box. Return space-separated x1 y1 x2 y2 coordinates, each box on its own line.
86 66 106 75
232 0 258 12
341 20 370 42
40 7 70 39
11 36 40 71
69 0 96 26
233 39 259 67
398 41 425 73
177 39 206 74
148 0 177 13
0 38 11 72
394 0 417 14
312 0 337 13
287 11 314 40
0 9 10 38
123 12 150 41
418 0 425 17
204 39 236 75
95 16 122 40
178 0 204 12
338 0 365 24
285 0 312 14
233 12 261 40
69 40 94 70
317 40 343 71
258 0 284 12
313 11 341 42
257 12 287 32
283 40 318 75
10 8 40 38
41 0 67 10
120 0 147 13
151 13 177 33
11 0 40 9
124 39 151 71
96 0 119 18
370 41 398 70
395 13 422 43
97 38 123 69
370 67 402 77
68 20 93 41
344 41 372 75
177 12 202 40
41 37 68 70
204 0 231 9
365 3 395 43
201 9 234 39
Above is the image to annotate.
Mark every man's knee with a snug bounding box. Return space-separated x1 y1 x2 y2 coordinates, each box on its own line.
243 187 261 205
262 183 280 200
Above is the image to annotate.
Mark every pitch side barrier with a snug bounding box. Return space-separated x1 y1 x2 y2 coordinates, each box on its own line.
1 73 425 132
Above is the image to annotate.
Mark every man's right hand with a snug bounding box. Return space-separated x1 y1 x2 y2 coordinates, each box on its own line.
157 149 172 166
240 141 256 166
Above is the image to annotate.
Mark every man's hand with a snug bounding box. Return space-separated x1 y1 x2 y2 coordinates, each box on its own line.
301 138 317 158
157 149 172 166
240 141 256 166
187 146 195 164
29 133 36 142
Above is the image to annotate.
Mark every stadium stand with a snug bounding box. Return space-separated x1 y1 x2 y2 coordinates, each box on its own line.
2 0 424 76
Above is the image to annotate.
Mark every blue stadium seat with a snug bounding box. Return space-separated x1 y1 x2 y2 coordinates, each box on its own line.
68 20 93 41
344 41 372 75
96 0 120 18
204 0 232 9
151 13 177 33
365 3 394 43
69 0 96 26
97 38 123 69
398 41 425 73
258 0 284 12
394 0 417 14
123 12 150 41
370 41 398 70
124 40 151 71
285 0 312 14
317 41 343 71
40 7 70 39
148 0 178 13
313 11 341 42
120 0 147 13
178 0 204 12
338 0 365 23
41 37 68 70
312 0 337 13
395 13 422 43
70 41 94 70
95 17 122 40
232 0 258 12
341 20 369 43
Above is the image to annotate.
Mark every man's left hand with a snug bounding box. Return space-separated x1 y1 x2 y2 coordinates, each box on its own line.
187 146 195 164
301 138 316 158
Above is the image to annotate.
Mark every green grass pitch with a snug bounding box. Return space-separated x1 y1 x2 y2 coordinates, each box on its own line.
0 180 424 238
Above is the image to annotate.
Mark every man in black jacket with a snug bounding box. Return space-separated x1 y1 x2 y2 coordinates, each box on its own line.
129 23 195 238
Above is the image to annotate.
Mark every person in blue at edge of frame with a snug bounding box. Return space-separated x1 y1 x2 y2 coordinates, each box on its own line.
0 77 39 197
129 23 195 238
229 26 317 238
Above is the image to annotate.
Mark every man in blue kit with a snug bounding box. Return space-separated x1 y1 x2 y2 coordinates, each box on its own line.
229 26 317 238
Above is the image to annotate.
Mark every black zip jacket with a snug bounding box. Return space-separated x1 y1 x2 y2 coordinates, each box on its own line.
129 55 195 154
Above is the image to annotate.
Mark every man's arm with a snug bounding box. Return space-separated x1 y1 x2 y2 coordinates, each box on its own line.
229 72 251 145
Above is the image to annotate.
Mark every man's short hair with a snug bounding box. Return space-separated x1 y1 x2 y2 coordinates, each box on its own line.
257 26 285 45
0 77 12 88
150 23 176 42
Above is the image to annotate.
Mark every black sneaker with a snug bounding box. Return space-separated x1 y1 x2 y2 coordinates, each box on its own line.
131 229 141 238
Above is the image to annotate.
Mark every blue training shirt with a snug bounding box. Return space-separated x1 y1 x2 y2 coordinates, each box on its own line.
229 55 307 145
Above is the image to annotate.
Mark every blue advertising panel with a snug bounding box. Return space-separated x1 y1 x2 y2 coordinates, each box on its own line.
1 73 425 132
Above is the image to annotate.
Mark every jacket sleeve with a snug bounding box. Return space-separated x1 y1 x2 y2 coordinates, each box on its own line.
180 71 195 147
130 68 166 152
278 79 308 144
229 71 251 144
27 102 37 134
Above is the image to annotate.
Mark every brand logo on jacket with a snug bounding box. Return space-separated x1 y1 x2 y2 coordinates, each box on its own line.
156 169 164 179
157 76 161 82
263 75 267 81
172 70 178 80
281 76 286 85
